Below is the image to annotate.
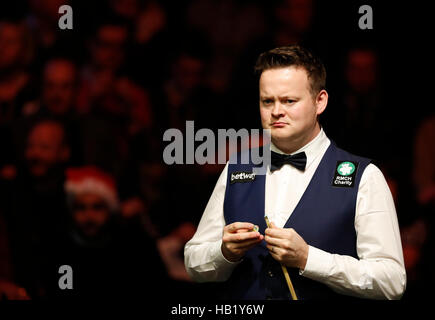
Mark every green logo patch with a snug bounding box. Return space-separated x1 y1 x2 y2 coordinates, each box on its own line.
337 162 356 176
332 161 359 188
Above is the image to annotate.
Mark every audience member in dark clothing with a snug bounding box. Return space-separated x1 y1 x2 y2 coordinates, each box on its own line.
1 119 70 298
43 166 169 299
323 47 393 162
0 18 36 124
0 17 38 170
17 57 84 167
76 16 152 178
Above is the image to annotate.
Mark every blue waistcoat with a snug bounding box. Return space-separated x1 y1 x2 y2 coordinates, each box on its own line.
223 142 371 300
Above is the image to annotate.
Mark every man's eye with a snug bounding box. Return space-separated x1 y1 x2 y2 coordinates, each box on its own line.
262 99 273 105
286 99 295 104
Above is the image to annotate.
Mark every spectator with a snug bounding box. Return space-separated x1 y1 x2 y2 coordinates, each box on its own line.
26 0 81 67
24 119 70 178
23 58 78 118
125 1 171 90
150 43 225 134
187 0 266 94
401 114 435 299
1 119 70 298
0 18 35 121
228 0 318 130
272 0 315 46
77 16 152 177
0 18 36 170
43 166 168 299
413 115 435 206
323 46 394 163
18 58 83 165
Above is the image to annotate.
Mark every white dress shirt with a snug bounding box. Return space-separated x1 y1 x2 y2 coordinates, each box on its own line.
184 129 406 299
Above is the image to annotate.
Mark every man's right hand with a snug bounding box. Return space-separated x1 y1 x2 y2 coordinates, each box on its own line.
221 222 264 262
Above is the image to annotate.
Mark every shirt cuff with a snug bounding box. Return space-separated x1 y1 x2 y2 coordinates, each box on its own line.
299 245 334 280
213 239 243 268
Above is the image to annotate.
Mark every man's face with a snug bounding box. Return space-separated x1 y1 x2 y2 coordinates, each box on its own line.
346 49 377 93
0 22 24 70
25 122 69 177
72 193 110 238
276 0 313 33
259 67 326 148
173 55 204 92
92 25 127 71
42 60 76 115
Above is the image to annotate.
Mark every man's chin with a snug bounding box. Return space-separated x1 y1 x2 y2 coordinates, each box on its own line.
270 130 294 142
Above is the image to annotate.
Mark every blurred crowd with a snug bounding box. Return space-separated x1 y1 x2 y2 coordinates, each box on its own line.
0 0 433 300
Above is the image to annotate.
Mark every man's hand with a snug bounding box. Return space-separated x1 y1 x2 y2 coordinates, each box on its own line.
221 222 263 262
265 222 309 269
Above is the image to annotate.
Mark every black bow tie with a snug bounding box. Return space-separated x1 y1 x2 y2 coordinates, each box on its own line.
270 151 307 172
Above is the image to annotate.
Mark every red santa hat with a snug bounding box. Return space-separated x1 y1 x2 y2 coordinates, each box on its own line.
65 166 119 211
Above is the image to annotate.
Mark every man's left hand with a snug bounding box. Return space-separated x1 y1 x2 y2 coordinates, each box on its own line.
265 222 309 270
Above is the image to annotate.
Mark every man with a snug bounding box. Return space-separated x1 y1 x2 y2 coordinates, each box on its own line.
40 58 78 117
0 18 34 125
184 45 406 300
1 119 71 298
0 18 35 172
24 119 71 178
43 166 169 299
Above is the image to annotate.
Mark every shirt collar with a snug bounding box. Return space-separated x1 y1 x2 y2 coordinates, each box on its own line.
270 128 330 170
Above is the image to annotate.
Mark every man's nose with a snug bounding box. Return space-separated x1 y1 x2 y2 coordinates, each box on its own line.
271 102 284 118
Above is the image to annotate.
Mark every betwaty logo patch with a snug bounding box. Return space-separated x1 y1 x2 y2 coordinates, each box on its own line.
230 171 256 184
332 161 359 187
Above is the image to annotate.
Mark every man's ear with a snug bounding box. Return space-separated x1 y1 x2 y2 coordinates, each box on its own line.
315 89 328 116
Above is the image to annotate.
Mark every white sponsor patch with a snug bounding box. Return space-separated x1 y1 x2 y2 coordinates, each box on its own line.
230 171 256 184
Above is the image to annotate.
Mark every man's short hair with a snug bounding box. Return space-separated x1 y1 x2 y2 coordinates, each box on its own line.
254 45 326 98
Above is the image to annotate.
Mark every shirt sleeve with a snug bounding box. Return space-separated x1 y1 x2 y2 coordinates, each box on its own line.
299 164 407 299
184 163 241 282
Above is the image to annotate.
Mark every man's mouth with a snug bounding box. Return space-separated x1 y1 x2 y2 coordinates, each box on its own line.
271 122 287 127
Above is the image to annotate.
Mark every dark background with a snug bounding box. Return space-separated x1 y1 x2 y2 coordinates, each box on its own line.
0 0 433 301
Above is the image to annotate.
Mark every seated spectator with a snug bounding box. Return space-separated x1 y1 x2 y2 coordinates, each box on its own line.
22 58 78 118
43 166 169 299
401 114 435 299
25 0 81 67
1 119 71 298
0 17 37 171
76 16 152 177
19 57 83 166
324 47 386 158
77 15 152 132
413 115 435 207
0 17 35 125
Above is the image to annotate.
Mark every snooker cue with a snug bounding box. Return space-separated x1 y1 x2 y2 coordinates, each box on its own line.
264 216 298 300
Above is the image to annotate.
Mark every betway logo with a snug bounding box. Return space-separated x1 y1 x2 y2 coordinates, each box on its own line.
230 171 256 184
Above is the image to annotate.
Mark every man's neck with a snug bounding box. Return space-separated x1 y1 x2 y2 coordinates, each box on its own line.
272 125 321 155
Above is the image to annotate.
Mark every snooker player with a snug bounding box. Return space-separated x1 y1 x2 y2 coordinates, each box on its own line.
184 45 406 300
